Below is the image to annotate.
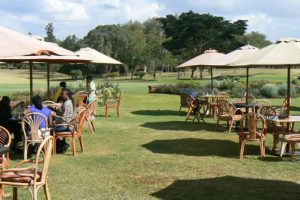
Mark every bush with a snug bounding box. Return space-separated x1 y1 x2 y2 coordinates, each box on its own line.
134 71 147 79
292 78 298 84
217 79 234 90
70 70 83 80
231 83 245 98
107 72 119 78
260 84 278 98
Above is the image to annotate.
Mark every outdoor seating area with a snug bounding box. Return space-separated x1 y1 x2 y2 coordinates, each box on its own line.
2 1 300 199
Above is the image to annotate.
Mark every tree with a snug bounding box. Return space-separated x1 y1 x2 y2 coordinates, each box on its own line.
143 18 166 79
236 31 272 48
44 23 56 42
159 11 248 76
60 35 81 51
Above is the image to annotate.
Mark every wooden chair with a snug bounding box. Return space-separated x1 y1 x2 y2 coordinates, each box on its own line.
275 97 291 116
73 91 88 107
185 96 205 123
22 113 50 160
179 93 190 113
240 93 255 103
260 106 285 152
216 100 243 134
279 134 300 159
0 136 53 200
105 91 123 117
209 92 229 118
85 100 97 134
52 108 87 156
239 113 266 159
42 101 62 111
0 127 11 171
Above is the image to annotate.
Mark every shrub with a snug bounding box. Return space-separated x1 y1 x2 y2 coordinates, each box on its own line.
259 84 278 98
292 78 298 84
134 71 147 79
70 70 83 80
217 79 234 90
107 72 120 78
231 83 245 98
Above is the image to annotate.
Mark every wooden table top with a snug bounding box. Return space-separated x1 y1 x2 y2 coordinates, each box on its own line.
266 115 300 123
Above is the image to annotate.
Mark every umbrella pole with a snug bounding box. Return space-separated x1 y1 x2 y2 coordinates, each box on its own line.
47 63 50 99
246 67 249 104
29 61 33 101
211 66 213 93
287 66 291 116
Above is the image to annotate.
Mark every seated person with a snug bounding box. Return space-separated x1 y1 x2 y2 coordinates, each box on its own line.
86 76 96 104
53 81 66 103
24 95 54 130
0 96 23 146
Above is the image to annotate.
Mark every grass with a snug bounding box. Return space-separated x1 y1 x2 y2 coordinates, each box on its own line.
1 69 300 199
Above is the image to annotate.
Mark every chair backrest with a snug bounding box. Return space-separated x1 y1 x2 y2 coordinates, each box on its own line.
215 92 229 102
42 100 62 111
180 93 191 107
74 108 87 137
22 112 48 141
73 91 88 107
34 136 53 183
86 100 97 119
0 126 11 148
255 99 271 109
260 106 276 117
240 113 266 139
241 93 255 103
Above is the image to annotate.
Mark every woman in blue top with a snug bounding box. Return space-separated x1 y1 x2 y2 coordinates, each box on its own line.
24 95 54 128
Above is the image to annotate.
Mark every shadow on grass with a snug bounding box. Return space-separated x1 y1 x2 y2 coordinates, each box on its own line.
141 121 229 132
151 176 300 200
142 138 260 157
132 110 186 116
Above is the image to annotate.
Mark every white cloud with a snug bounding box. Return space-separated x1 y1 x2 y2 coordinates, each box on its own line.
42 0 90 23
232 13 274 35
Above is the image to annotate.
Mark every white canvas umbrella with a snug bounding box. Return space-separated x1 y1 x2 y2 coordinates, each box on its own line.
177 49 225 91
212 45 259 103
229 38 300 115
76 47 122 65
0 26 89 98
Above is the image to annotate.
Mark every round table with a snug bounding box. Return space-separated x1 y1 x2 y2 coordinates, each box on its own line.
233 103 260 113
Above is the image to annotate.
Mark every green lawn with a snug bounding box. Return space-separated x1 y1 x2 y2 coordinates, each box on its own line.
2 69 300 199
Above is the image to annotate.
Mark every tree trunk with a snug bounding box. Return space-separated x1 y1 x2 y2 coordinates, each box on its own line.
199 67 204 79
190 67 197 79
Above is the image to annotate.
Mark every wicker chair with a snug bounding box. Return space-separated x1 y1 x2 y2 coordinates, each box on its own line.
105 91 123 117
0 136 53 200
240 93 256 103
279 134 300 158
179 93 190 113
216 100 243 134
85 100 97 134
185 96 205 123
209 92 229 118
52 108 87 156
22 113 50 160
42 101 62 111
260 106 285 152
238 113 266 159
73 91 88 108
275 97 291 116
0 127 11 171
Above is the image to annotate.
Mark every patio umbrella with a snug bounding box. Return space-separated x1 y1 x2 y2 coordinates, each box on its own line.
212 45 259 103
229 38 300 116
76 47 122 65
0 26 89 99
177 49 225 92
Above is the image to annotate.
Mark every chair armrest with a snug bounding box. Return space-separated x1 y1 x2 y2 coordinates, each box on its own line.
2 165 35 173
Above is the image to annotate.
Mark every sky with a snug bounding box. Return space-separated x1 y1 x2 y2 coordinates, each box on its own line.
0 0 300 41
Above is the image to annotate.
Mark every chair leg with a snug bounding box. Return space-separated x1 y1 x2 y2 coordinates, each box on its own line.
228 121 234 134
43 182 51 200
79 137 84 153
13 187 17 200
239 140 246 159
291 143 296 159
24 144 28 160
117 107 120 117
72 137 76 156
280 142 287 157
259 141 264 158
0 185 3 200
272 134 279 152
105 106 108 117
91 121 96 133
87 120 95 135
33 186 38 200
52 137 56 156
